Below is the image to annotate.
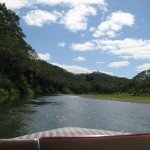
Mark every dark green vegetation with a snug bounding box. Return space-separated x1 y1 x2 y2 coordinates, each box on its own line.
0 3 150 102
81 93 150 103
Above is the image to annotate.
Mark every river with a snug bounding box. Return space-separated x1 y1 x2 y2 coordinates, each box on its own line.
0 95 150 138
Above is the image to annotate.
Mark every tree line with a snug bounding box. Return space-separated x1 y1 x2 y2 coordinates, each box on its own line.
0 3 150 97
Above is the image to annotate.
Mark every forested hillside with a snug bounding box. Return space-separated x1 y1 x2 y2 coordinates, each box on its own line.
0 3 150 97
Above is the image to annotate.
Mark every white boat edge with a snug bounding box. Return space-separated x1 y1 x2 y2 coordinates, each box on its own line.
12 127 129 139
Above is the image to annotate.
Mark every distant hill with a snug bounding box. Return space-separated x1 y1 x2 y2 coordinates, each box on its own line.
134 70 150 81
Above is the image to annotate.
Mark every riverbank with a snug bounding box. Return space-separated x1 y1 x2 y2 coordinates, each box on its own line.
80 94 150 103
0 92 35 104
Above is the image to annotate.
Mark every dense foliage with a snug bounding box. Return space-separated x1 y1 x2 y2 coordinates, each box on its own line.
0 3 150 97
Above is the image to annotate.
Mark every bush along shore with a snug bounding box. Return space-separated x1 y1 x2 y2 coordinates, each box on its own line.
81 93 150 103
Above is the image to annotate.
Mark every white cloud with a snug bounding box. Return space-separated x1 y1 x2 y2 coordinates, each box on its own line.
36 0 106 8
60 5 97 32
36 0 106 32
93 11 135 38
100 71 113 75
136 63 150 72
73 56 86 62
71 38 150 60
52 63 113 75
23 9 61 27
95 38 150 60
52 63 93 74
89 27 96 32
81 34 85 37
108 61 129 68
0 0 31 9
0 0 106 9
38 53 51 61
1 0 107 32
71 42 96 51
58 42 66 48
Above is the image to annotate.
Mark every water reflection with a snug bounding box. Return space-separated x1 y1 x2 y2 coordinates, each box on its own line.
0 96 36 138
29 101 62 106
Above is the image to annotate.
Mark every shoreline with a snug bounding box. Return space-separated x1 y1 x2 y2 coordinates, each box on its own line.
80 94 150 103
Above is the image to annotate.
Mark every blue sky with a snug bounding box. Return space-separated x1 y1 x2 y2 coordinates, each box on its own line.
1 0 150 78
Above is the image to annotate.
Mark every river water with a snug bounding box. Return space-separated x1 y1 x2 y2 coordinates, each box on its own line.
0 95 150 138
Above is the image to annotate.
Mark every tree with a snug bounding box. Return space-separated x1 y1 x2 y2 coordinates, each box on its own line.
0 3 36 80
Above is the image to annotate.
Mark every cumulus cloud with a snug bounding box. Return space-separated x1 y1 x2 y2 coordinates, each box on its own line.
23 10 61 27
81 34 85 37
1 0 107 32
38 53 51 61
0 0 31 9
93 11 135 38
73 56 86 62
95 38 150 60
60 5 97 32
71 42 96 51
52 63 93 74
0 0 106 9
89 27 96 32
100 71 113 75
108 61 129 68
52 63 113 75
36 0 106 8
136 63 150 72
58 42 66 48
71 38 150 60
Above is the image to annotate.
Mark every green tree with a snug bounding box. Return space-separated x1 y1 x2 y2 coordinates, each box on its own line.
0 3 36 79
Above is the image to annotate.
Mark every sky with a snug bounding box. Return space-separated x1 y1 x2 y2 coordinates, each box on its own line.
1 0 150 78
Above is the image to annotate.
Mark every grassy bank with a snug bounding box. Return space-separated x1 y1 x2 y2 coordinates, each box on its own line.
81 93 150 103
